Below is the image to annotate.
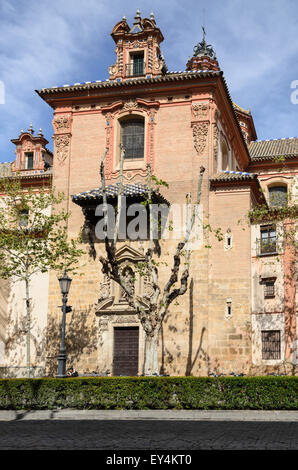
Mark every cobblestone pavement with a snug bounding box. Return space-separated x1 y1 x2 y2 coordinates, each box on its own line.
0 417 297 450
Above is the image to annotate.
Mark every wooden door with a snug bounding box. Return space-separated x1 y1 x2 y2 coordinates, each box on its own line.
113 327 139 376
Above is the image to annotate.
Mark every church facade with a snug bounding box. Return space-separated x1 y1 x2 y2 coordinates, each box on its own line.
1 11 297 377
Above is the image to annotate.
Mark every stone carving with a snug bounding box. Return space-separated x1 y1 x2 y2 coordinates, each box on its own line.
108 64 117 76
119 266 135 301
97 274 111 302
23 142 34 152
124 100 138 110
98 315 109 332
192 103 208 119
54 115 70 131
143 276 154 300
114 315 138 324
192 122 209 154
54 134 70 166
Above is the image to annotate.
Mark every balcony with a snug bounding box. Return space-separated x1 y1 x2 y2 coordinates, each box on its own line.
126 61 144 77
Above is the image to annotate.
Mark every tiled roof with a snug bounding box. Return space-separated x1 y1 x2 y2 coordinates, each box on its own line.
0 165 52 180
37 69 251 163
72 182 169 205
210 170 258 182
210 170 266 204
249 138 298 161
233 102 251 115
36 70 221 95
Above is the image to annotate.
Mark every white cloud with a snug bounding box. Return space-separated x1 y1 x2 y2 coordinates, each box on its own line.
1 0 298 161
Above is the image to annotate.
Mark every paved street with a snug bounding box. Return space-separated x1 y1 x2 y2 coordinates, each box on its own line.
0 410 297 450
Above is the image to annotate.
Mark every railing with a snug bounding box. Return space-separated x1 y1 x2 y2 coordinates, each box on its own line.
259 240 277 255
125 62 144 77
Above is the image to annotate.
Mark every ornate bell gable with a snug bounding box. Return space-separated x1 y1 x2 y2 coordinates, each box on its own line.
108 10 167 82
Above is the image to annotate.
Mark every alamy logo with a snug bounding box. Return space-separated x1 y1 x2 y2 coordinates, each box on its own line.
93 201 204 251
290 80 298 104
0 81 5 104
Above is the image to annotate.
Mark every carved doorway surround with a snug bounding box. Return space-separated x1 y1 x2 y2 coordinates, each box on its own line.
94 243 154 376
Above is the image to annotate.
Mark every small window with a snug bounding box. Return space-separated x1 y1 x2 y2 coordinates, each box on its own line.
261 330 281 360
121 118 144 159
269 186 287 207
260 225 277 254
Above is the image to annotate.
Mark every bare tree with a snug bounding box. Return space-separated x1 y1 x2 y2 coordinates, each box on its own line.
98 147 205 375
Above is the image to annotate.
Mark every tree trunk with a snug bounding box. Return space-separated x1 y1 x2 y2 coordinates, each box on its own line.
25 276 31 378
144 330 159 376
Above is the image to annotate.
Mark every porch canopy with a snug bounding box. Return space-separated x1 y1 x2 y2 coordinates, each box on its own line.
72 182 169 209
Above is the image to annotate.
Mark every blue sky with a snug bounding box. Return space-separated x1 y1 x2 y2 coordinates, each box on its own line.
1 0 298 162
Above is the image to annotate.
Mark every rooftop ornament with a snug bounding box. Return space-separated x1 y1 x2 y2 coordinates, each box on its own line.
193 26 217 59
130 9 143 33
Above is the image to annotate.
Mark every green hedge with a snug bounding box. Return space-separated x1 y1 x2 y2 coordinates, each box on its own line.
0 376 297 410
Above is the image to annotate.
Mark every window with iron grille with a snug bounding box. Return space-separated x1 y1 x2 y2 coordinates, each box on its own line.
261 330 281 360
121 119 144 159
260 225 277 254
264 279 275 298
126 53 144 77
269 186 287 207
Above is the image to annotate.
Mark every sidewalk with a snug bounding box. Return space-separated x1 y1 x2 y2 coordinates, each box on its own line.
1 409 298 421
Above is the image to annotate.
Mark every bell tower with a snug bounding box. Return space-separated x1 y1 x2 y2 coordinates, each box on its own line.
108 10 167 81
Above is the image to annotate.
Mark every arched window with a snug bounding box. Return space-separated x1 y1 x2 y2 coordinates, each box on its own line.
269 185 287 207
221 138 229 171
120 117 144 159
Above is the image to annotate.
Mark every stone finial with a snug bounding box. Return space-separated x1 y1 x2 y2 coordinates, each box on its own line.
28 123 34 134
150 11 155 20
136 9 141 17
38 127 43 136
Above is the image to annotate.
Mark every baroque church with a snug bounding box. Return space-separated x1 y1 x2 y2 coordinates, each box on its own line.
0 11 297 377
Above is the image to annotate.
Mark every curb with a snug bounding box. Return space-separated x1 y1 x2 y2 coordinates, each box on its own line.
1 409 298 421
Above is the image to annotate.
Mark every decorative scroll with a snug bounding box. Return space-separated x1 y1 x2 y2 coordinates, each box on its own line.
123 100 139 111
192 122 209 155
54 134 70 166
54 115 70 131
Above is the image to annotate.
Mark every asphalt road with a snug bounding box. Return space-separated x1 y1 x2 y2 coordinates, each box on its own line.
0 411 298 451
